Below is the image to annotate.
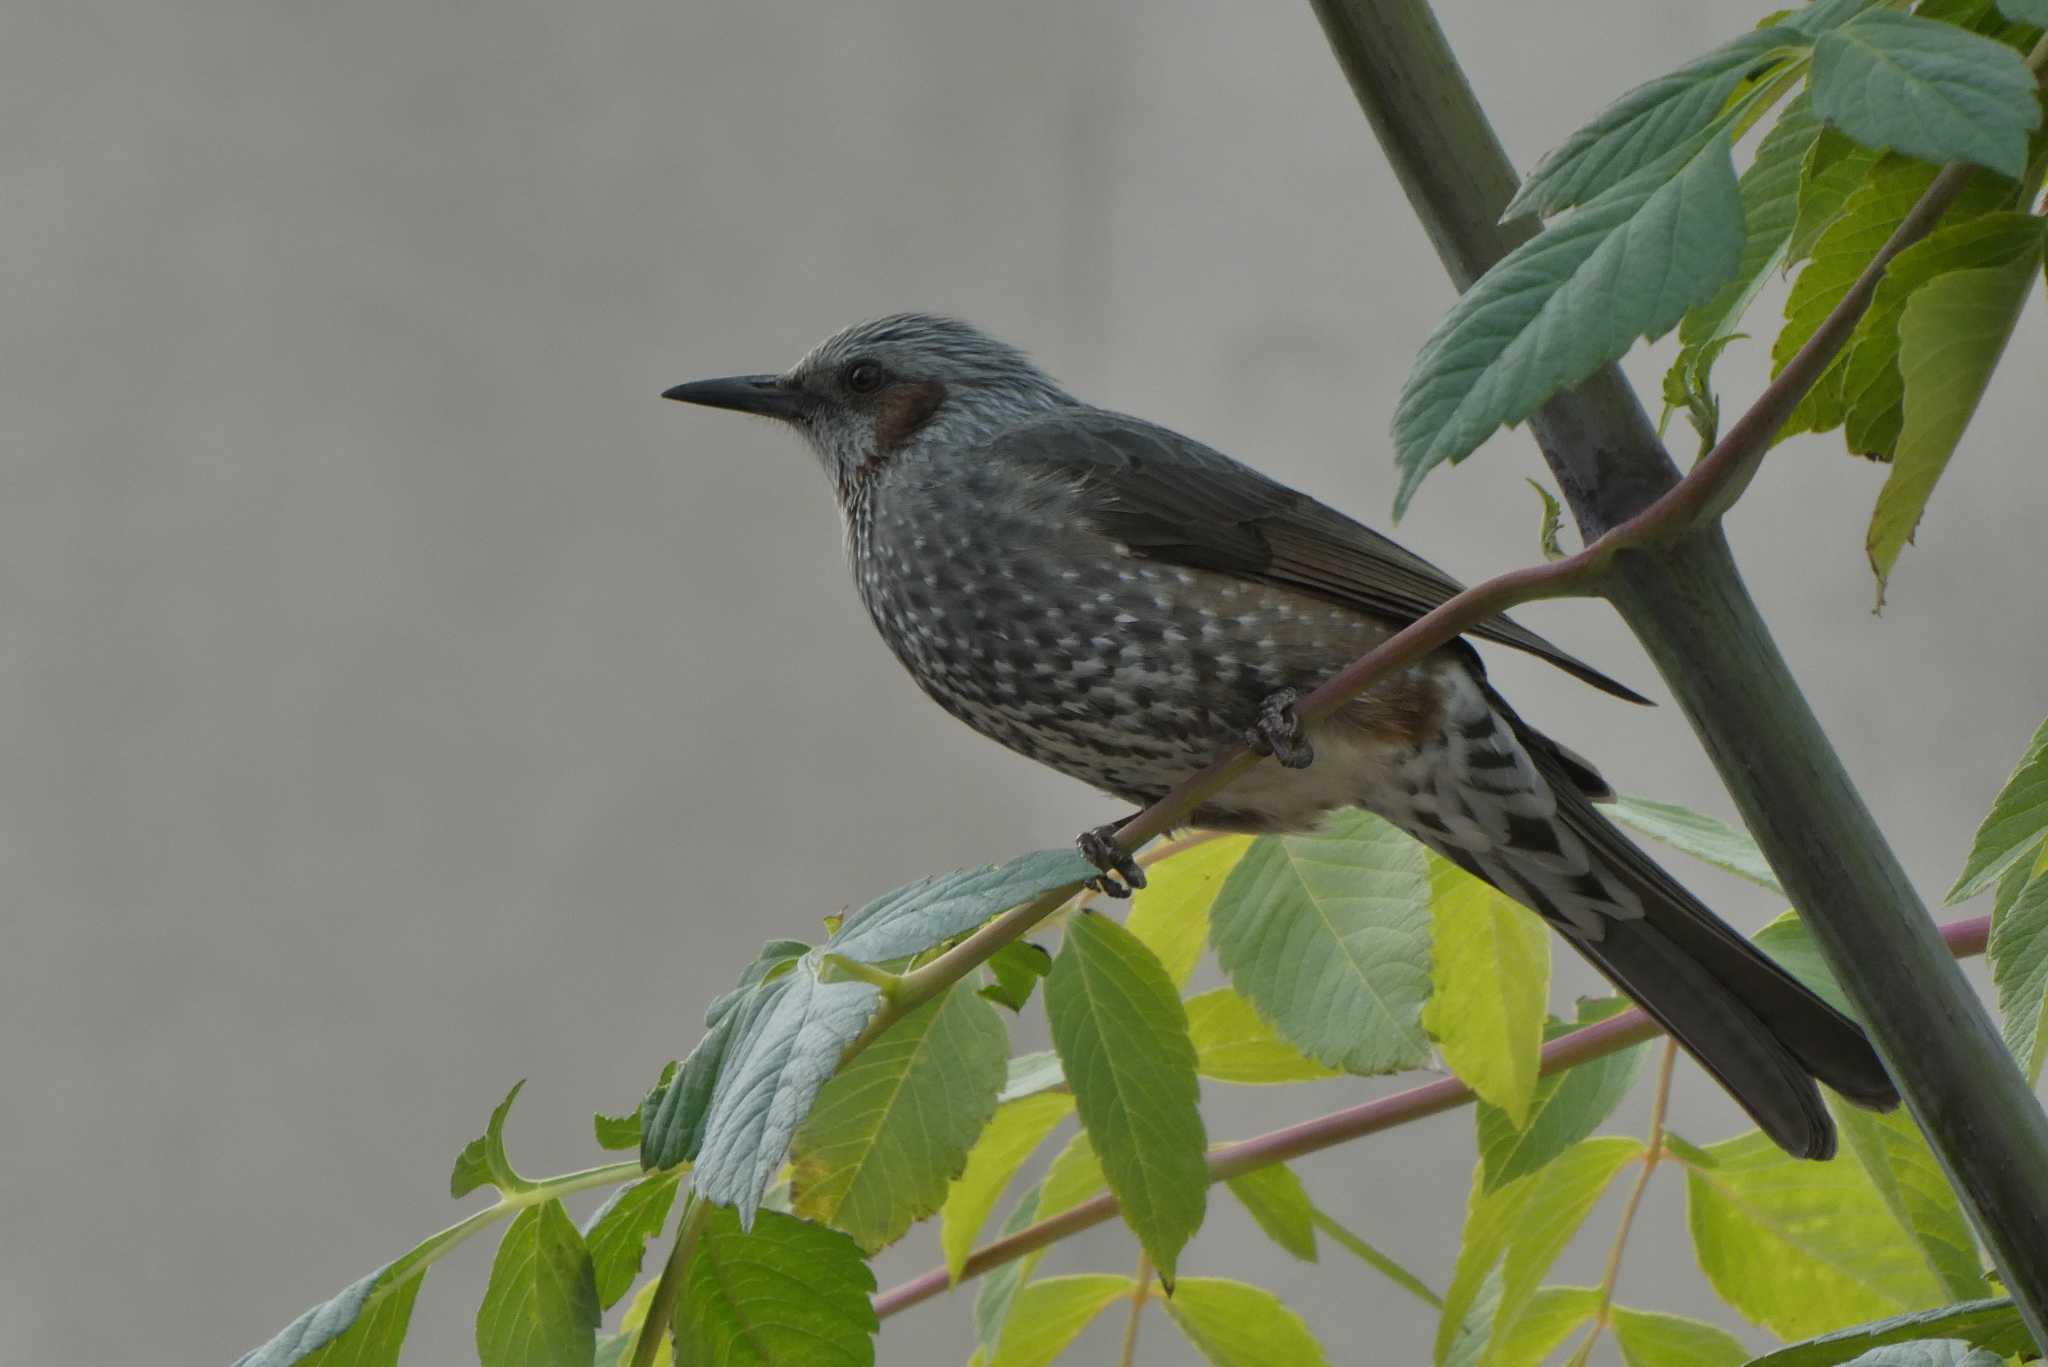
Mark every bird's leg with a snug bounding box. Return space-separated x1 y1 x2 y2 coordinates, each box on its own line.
1246 687 1314 769
1077 821 1147 899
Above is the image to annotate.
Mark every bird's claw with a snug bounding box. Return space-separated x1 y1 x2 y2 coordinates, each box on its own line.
1247 687 1314 769
1078 824 1146 898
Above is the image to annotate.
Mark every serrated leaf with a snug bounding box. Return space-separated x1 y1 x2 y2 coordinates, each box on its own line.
788 981 1007 1252
1488 1286 1600 1367
1949 717 2048 901
940 1090 1074 1282
1677 1129 1950 1339
475 1200 600 1367
1047 910 1207 1281
1476 997 1651 1193
1126 834 1254 990
1526 480 1567 560
1504 28 1790 219
980 940 1052 1012
1310 1205 1444 1308
1871 251 2042 599
826 848 1094 965
452 1081 536 1199
1833 1344 2007 1367
582 1170 681 1310
234 1262 424 1367
1811 12 2040 177
1164 1278 1334 1367
1224 1163 1318 1262
1609 1306 1750 1367
1789 128 1883 265
1435 1136 1646 1365
676 1205 877 1367
1184 987 1343 1084
986 1275 1134 1367
1744 1298 2030 1365
1839 213 2043 461
1989 854 2048 1082
997 1050 1065 1103
593 1108 640 1153
1424 857 1549 1126
1609 794 1783 892
1832 1100 1987 1303
1393 134 1744 513
691 959 884 1224
1209 809 1433 1074
641 1003 741 1171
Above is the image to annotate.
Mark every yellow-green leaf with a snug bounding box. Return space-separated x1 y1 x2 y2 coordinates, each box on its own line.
1949 716 2048 902
1424 858 1550 1127
1833 1100 1989 1303
1224 1163 1318 1262
1165 1278 1334 1367
987 1275 1134 1367
1126 834 1253 989
939 1091 1074 1283
1989 850 2048 1084
1610 1306 1750 1367
1185 987 1342 1085
475 1200 600 1367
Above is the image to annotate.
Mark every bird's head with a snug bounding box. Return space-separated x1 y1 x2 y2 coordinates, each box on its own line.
663 313 1073 499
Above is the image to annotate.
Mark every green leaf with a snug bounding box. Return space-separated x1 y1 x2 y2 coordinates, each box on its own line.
940 1090 1074 1282
986 1275 1134 1367
1475 997 1652 1193
1832 1345 2007 1367
788 981 1007 1252
1832 1100 1989 1302
452 1081 537 1199
1164 1278 1335 1367
1210 809 1434 1074
1872 250 2042 599
1949 716 2048 901
972 1128 1116 1354
1424 857 1550 1127
1810 11 2040 177
1392 133 1744 513
1788 128 1883 265
1503 28 1790 219
1751 912 1856 1018
1838 212 2043 461
234 1262 424 1367
1435 1136 1646 1365
980 940 1052 1012
1488 1286 1600 1367
1527 480 1568 560
1046 909 1208 1282
1989 853 2048 1082
1184 987 1343 1084
475 1200 600 1367
1676 1129 1950 1339
1224 1162 1318 1262
1609 794 1783 892
1309 1206 1444 1309
974 1185 1050 1355
595 1280 671 1367
1744 1298 2030 1365
826 848 1094 965
1609 1307 1749 1367
1126 834 1254 990
676 1205 878 1367
641 1007 738 1171
593 1108 640 1152
1997 0 2048 20
997 1050 1066 1103
689 958 884 1224
582 1170 681 1309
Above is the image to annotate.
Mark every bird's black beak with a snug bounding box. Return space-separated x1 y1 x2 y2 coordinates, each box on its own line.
661 374 813 422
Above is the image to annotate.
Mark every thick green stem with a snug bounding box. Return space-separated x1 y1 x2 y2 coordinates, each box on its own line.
629 1190 708 1367
1309 0 2048 1345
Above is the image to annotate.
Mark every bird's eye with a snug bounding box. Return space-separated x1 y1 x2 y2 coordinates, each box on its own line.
844 360 885 394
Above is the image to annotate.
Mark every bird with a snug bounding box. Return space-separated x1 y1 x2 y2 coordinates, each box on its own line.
663 311 1899 1159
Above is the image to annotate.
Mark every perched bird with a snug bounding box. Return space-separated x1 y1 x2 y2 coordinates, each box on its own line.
665 312 1898 1158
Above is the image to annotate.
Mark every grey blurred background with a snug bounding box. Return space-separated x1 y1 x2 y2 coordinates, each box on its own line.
6 1 2044 1363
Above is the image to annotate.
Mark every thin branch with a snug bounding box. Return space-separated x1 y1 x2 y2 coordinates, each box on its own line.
1569 1040 1679 1366
1118 1254 1152 1367
871 913 1991 1321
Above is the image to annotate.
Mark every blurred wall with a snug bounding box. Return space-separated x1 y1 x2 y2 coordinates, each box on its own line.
5 1 2043 1363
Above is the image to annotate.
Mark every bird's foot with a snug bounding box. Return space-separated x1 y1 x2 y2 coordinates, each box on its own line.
1247 688 1314 769
1077 823 1146 899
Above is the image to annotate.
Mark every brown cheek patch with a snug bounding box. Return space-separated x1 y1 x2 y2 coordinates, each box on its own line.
873 380 948 453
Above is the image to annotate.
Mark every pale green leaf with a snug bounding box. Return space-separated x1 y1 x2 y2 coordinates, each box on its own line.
1988 854 2048 1083
1126 834 1253 989
1395 133 1745 512
789 982 1008 1252
1610 1306 1750 1367
475 1200 599 1367
1949 716 2048 901
582 1170 681 1309
1676 1129 1949 1339
1832 1100 1989 1302
1609 794 1783 892
1872 250 2041 601
1424 857 1550 1126
1744 1298 2030 1365
676 1206 877 1367
1490 1286 1600 1367
235 1263 424 1367
825 848 1094 964
1997 0 2048 20
974 1186 1049 1355
1224 1162 1318 1262
1047 910 1208 1281
986 1275 1134 1367
1185 987 1343 1084
1751 912 1856 1019
593 1108 640 1152
1164 1278 1334 1367
1309 1206 1444 1309
1209 809 1433 1074
940 1091 1074 1282
1833 1344 2006 1367
997 1050 1066 1103
452 1081 536 1199
1788 127 1883 265
980 940 1052 1012
1810 12 2040 177
1475 997 1651 1193
1527 480 1568 560
595 1279 672 1367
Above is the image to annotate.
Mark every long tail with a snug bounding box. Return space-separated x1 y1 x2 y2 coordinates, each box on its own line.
1397 671 1898 1159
